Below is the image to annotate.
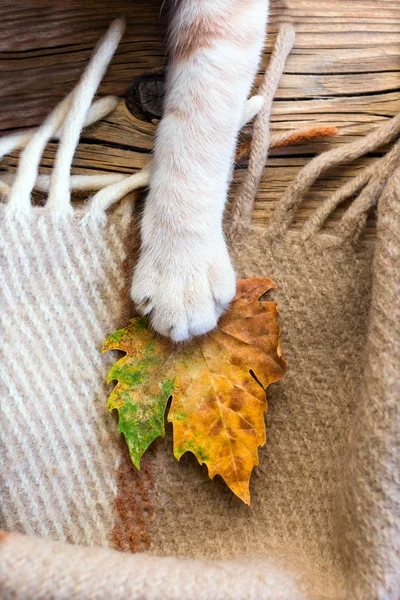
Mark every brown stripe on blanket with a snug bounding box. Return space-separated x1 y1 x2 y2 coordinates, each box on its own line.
110 440 154 553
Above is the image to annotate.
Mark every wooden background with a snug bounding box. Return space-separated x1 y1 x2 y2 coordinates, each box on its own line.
1 0 400 231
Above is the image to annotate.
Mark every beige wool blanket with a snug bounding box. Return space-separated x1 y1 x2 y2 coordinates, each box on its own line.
1 22 400 600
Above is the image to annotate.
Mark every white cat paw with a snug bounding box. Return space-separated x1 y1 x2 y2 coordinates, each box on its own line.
130 235 236 342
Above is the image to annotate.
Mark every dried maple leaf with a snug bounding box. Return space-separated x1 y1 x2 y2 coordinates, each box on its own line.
103 277 286 504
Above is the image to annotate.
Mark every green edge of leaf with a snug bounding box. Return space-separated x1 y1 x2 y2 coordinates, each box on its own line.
103 329 176 469
112 377 175 469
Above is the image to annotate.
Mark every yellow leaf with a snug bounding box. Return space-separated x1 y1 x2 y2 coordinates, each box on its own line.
103 277 286 504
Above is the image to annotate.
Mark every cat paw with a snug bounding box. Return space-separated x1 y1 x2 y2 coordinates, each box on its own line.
130 236 236 342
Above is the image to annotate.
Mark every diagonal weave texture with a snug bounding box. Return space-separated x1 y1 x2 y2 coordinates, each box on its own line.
0 202 133 547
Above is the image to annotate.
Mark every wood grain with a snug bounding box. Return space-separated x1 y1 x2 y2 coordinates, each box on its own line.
1 0 400 232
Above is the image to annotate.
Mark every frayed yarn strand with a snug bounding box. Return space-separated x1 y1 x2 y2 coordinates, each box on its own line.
84 166 152 224
268 104 400 236
46 19 125 217
301 167 374 240
0 97 119 198
0 96 118 167
230 24 295 225
337 136 400 242
6 93 72 215
227 19 400 241
300 125 400 242
4 20 124 218
1 173 127 198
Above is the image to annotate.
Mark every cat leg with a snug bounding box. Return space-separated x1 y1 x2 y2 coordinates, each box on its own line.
131 0 268 341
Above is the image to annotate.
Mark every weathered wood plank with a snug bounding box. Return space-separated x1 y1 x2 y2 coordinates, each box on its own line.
1 0 400 233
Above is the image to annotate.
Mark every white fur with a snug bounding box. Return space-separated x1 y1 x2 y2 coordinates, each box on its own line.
131 0 269 341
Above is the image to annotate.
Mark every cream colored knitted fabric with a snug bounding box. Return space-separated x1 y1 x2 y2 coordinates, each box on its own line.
0 203 132 546
0 532 302 600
